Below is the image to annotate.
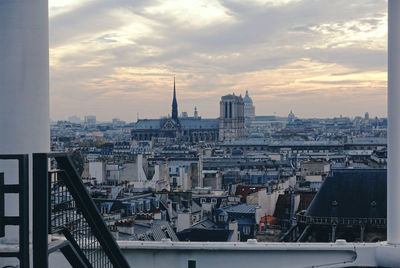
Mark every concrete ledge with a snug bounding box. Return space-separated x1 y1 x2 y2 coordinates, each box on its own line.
118 240 379 268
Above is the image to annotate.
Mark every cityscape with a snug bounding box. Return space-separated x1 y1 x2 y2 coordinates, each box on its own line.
51 82 388 244
2 0 399 267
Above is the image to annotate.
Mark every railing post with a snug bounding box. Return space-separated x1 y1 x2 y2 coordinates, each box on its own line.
33 153 49 268
19 155 29 267
0 173 4 238
388 0 400 245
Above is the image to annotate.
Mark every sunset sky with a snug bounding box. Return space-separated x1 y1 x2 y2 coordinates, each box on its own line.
49 0 387 122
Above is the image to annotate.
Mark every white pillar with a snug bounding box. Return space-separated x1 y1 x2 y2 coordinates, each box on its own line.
0 0 49 248
388 0 400 245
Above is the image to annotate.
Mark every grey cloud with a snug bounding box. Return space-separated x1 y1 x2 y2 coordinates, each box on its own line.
95 34 119 43
289 25 314 33
304 47 387 71
360 18 382 26
349 25 361 32
50 0 388 119
331 71 368 76
52 0 387 71
301 80 375 85
50 0 158 47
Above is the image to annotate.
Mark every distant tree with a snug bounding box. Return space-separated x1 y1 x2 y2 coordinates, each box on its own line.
70 150 84 176
94 137 106 147
79 139 91 147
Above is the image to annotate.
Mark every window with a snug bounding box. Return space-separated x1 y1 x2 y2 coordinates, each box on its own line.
211 198 217 204
101 207 107 214
200 198 206 204
243 225 251 235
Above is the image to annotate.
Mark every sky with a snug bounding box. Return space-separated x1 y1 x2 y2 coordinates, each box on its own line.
49 0 388 122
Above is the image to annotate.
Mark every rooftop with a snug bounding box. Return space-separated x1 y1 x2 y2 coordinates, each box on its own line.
306 168 386 218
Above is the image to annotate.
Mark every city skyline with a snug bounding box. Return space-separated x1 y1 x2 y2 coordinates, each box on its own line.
50 0 387 121
60 110 381 124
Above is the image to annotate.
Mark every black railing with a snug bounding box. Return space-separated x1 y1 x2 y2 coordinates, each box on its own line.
33 153 130 268
0 154 29 267
50 169 112 267
296 214 387 227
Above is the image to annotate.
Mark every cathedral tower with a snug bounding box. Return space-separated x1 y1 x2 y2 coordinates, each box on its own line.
219 94 245 141
172 77 178 121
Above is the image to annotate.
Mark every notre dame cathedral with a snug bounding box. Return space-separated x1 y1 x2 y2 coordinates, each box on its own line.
131 78 245 143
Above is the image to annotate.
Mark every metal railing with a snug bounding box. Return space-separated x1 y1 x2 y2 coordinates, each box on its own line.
296 214 387 227
50 169 114 267
33 153 130 268
0 154 29 267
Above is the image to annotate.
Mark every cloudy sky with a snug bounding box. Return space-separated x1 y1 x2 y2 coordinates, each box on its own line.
49 0 387 122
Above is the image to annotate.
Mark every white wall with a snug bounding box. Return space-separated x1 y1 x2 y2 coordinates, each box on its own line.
0 3 49 267
228 221 240 242
136 154 147 182
250 190 280 223
107 164 122 182
176 212 191 232
117 241 377 268
305 175 323 182
120 162 135 182
0 1 49 155
89 161 105 183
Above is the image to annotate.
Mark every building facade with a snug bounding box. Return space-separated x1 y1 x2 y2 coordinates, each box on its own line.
219 94 245 141
243 90 255 120
131 79 219 143
84 115 96 127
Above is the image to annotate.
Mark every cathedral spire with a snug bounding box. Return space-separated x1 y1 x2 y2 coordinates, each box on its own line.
172 76 178 121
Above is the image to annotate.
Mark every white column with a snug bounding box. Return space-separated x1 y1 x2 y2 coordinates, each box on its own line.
0 0 49 247
388 0 400 245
